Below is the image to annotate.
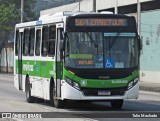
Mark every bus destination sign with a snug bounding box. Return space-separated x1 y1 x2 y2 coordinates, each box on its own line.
75 18 127 27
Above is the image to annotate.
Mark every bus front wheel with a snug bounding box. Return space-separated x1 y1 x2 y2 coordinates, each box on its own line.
25 77 35 103
111 99 123 109
50 82 65 108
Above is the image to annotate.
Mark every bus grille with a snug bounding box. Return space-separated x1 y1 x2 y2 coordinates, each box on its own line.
81 88 126 96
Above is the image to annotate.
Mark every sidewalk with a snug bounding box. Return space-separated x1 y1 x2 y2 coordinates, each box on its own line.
139 81 160 93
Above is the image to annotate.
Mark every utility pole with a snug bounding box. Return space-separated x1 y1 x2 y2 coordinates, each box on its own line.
115 0 118 14
79 0 80 11
93 0 96 12
137 0 141 35
21 0 24 23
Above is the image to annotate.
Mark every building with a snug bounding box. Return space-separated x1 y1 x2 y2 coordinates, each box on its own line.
34 0 49 17
40 0 160 84
0 42 14 73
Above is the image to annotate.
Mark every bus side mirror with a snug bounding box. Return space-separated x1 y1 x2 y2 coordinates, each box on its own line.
59 30 65 51
138 35 142 50
60 39 64 60
60 39 64 51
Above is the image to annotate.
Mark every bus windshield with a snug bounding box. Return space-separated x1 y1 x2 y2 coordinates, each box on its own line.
65 32 138 69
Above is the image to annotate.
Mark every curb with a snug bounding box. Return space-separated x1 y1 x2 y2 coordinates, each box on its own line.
139 86 160 93
139 82 160 93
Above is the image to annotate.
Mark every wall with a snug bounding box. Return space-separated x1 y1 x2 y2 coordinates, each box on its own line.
40 0 93 16
0 47 14 73
40 0 153 16
140 9 160 83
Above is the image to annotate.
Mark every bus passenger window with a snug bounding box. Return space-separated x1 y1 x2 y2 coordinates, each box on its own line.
23 29 29 55
29 28 35 55
49 25 56 39
35 29 41 56
42 26 49 56
48 25 56 56
15 30 19 55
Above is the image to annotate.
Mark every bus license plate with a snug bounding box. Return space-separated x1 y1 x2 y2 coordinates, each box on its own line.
98 91 111 96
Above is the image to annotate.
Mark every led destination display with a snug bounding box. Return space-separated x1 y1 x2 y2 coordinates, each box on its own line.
75 18 127 27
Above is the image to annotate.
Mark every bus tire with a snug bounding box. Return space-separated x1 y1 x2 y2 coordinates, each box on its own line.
50 82 65 108
35 98 44 103
25 76 35 103
111 99 123 109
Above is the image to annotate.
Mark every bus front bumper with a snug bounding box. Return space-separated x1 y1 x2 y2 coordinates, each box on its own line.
61 80 139 100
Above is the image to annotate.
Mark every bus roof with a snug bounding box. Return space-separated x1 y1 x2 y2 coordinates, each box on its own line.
15 11 134 29
15 17 64 29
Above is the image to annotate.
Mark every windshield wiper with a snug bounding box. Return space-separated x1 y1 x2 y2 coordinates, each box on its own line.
109 32 121 49
86 32 97 46
86 32 99 56
108 32 121 59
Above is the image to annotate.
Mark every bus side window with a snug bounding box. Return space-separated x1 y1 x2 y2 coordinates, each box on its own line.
42 26 49 56
29 28 35 56
23 29 29 55
35 29 41 56
48 25 56 56
15 30 19 56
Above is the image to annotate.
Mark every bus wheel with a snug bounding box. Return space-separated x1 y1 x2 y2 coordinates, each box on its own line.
50 83 65 108
111 99 123 109
25 77 35 103
35 98 44 103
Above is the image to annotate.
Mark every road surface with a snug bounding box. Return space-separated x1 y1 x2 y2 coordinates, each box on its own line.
0 74 160 121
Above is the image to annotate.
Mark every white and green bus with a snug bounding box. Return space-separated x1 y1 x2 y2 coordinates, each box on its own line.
14 12 141 109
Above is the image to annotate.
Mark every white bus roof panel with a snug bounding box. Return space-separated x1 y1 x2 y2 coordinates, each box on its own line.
15 17 64 29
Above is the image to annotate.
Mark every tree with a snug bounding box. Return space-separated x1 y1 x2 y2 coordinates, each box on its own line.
0 0 36 50
0 3 19 50
1 0 36 22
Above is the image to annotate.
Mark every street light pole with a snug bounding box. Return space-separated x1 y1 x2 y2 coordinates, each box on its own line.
21 0 24 23
79 0 80 11
93 0 96 12
137 0 141 35
115 0 118 14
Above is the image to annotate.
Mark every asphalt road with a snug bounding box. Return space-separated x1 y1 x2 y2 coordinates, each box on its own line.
0 74 160 121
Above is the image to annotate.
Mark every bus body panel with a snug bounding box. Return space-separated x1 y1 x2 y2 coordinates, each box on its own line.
14 56 19 90
14 20 64 100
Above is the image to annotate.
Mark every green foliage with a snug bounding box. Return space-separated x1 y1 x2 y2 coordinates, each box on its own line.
0 0 36 51
0 3 19 31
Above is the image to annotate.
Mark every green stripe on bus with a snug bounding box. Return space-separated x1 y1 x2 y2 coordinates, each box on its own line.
16 59 139 88
16 60 61 79
63 68 139 88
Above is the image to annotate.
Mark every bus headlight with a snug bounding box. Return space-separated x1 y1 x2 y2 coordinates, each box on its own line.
128 78 139 90
66 78 72 85
73 82 80 90
65 78 80 90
